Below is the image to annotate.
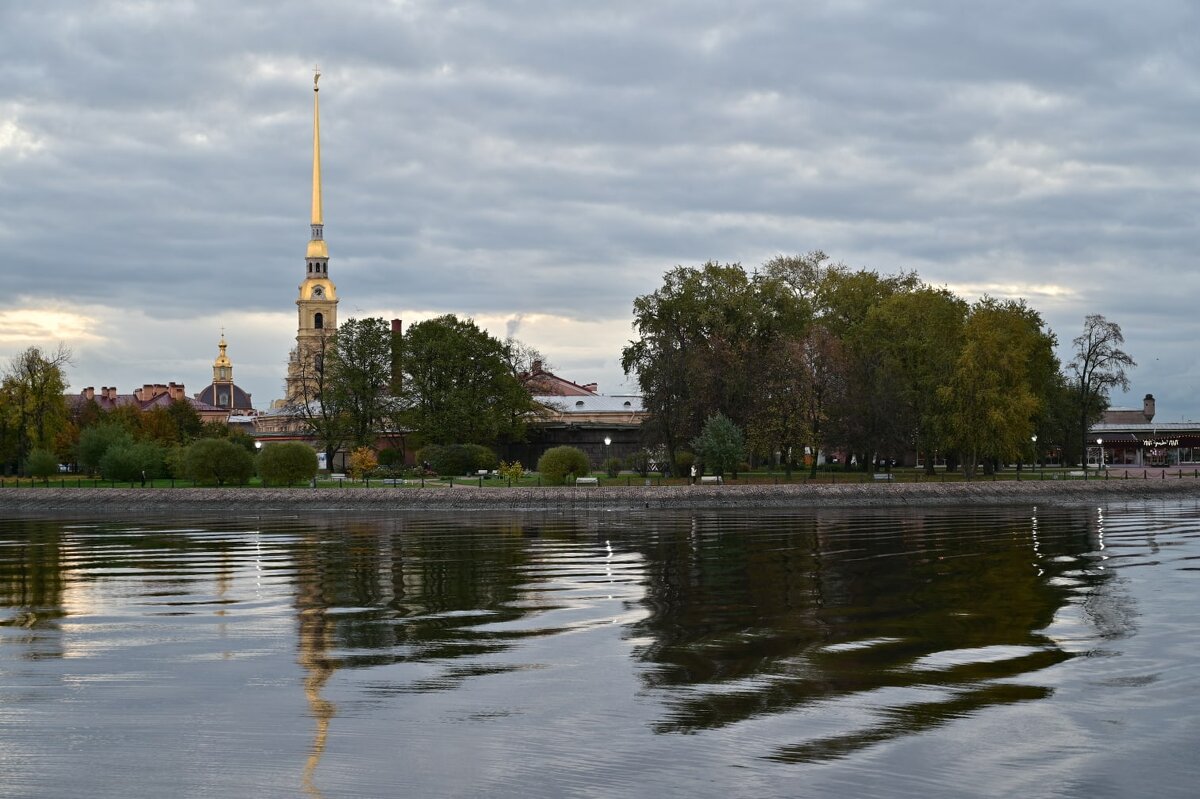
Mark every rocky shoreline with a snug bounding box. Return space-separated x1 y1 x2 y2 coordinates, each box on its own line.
3 478 1200 513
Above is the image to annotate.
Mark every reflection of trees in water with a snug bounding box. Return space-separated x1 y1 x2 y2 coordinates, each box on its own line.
0 518 68 658
274 512 610 689
628 508 1110 761
0 506 1145 771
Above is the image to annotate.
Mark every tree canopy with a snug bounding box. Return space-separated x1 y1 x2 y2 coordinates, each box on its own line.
397 315 535 448
0 345 71 473
624 254 1106 475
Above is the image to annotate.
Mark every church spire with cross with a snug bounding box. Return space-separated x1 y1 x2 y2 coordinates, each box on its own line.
284 67 339 405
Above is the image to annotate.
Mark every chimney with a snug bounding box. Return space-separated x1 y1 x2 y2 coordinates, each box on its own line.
532 359 543 374
82 387 95 401
582 383 598 394
390 318 403 395
169 382 184 401
1143 394 1156 422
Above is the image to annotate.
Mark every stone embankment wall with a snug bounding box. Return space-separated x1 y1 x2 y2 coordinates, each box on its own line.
3 479 1200 513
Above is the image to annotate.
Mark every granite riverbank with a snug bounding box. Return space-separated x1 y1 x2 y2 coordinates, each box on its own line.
3 477 1200 514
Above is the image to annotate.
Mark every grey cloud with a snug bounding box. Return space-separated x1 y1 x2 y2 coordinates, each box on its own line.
2 0 1198 413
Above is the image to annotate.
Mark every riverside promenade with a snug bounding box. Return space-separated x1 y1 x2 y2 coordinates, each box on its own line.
4 477 1200 513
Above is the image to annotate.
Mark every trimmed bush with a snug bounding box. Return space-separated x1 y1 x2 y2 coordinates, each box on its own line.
348 447 379 480
498 460 525 482
674 450 695 477
690 413 745 477
420 444 499 476
184 438 255 486
257 443 318 486
377 448 405 476
604 457 622 478
537 446 590 485
25 448 59 481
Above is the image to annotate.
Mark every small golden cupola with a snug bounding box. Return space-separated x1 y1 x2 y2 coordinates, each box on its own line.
213 333 233 385
196 332 254 412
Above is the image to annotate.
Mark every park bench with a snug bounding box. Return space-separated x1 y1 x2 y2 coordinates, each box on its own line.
330 473 347 482
575 476 599 486
700 475 723 485
873 473 894 481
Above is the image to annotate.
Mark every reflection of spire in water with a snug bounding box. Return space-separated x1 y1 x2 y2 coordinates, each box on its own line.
216 551 232 659
296 544 336 799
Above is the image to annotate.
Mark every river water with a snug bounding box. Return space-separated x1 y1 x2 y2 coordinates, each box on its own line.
1 503 1197 798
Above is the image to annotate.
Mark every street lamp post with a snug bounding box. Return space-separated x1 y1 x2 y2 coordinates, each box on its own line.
1031 434 1038 472
1096 438 1104 471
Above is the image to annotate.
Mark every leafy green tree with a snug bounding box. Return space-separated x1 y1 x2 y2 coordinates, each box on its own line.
863 286 968 472
257 443 318 486
99 441 165 483
165 444 188 479
1068 315 1135 470
819 269 922 468
691 412 746 477
285 329 351 471
327 318 400 448
184 438 254 486
25 448 59 481
622 262 808 472
938 299 1045 477
0 345 71 473
744 323 846 477
398 315 534 447
165 399 204 442
537 446 590 485
78 423 134 475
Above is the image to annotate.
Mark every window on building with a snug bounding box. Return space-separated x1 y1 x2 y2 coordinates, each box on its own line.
314 313 324 329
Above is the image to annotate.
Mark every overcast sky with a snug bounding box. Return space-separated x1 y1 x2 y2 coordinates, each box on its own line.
1 1 1196 418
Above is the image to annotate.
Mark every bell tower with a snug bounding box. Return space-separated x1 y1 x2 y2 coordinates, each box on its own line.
285 67 339 403
212 333 233 407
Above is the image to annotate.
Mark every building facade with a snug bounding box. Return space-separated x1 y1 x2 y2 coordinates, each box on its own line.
1089 394 1200 468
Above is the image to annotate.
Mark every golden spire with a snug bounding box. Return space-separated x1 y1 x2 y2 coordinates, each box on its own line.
306 66 328 260
311 66 323 227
